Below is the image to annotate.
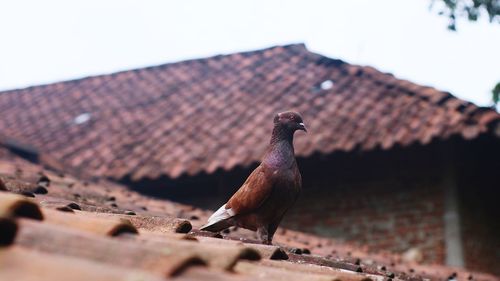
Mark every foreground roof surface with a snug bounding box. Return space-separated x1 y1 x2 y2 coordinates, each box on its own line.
0 149 498 281
0 44 499 180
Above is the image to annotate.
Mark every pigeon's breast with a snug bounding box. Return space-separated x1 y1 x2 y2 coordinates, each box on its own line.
263 141 295 170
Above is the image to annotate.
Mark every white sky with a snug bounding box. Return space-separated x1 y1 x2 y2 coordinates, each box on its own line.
0 0 499 106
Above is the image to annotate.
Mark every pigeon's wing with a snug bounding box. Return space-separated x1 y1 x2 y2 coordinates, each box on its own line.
225 164 275 215
200 164 274 231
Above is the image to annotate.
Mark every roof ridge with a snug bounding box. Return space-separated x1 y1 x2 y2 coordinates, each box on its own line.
0 43 308 94
353 65 499 117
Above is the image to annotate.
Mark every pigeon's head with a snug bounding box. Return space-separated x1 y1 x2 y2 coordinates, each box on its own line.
274 111 307 132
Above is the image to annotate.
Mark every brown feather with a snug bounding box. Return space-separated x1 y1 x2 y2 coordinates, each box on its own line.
226 165 275 215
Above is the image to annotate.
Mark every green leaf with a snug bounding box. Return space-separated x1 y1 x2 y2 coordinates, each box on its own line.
492 81 500 105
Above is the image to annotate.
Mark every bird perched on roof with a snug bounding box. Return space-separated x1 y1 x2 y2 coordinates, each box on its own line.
201 111 306 244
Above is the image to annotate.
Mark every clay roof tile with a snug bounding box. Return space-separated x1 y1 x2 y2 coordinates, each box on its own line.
0 44 498 182
0 158 498 281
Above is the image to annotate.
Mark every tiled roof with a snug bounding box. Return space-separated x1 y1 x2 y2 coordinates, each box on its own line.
1 155 498 281
0 44 499 180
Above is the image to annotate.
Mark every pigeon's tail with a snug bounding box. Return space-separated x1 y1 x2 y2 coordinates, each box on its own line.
200 218 233 232
200 204 235 232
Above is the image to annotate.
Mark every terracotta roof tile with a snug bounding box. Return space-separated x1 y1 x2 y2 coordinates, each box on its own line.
1 44 498 180
0 246 164 281
41 208 138 236
195 236 289 260
235 260 366 281
91 212 193 234
0 192 43 220
14 218 205 277
0 154 499 281
259 259 385 281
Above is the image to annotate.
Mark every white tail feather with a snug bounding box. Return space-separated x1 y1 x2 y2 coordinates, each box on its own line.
206 204 235 225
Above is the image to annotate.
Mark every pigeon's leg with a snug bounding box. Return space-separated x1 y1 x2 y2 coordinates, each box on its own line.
266 214 284 245
257 226 271 245
266 222 279 244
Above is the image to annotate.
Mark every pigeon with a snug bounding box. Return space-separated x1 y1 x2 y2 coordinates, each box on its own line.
200 111 306 244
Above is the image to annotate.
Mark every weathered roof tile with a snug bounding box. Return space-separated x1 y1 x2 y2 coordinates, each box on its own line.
0 192 43 220
0 246 165 281
41 208 138 237
81 211 193 234
1 44 498 180
0 150 498 281
14 218 205 277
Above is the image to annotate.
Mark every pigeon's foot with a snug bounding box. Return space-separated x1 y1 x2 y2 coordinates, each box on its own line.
257 227 272 245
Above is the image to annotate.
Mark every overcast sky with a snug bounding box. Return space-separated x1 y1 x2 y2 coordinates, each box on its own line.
0 0 499 106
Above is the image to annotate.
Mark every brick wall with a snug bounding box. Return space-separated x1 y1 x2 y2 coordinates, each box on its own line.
460 203 499 275
283 178 446 263
456 136 500 275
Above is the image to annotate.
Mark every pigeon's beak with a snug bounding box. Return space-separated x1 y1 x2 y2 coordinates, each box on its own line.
298 122 307 132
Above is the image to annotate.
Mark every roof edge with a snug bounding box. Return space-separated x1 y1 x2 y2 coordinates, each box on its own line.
0 43 309 94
